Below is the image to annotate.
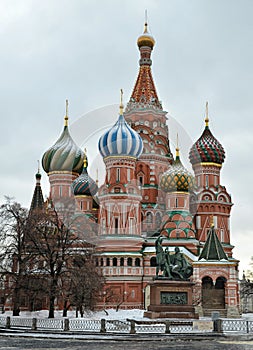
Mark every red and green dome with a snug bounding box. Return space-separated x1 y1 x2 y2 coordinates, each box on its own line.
189 122 225 166
160 150 195 192
160 210 196 239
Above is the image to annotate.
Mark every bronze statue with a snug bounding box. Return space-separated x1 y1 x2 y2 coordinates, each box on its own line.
170 247 193 280
154 236 193 280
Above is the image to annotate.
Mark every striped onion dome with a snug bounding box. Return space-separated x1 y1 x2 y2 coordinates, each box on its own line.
42 108 84 174
98 114 143 159
160 149 195 192
72 154 98 196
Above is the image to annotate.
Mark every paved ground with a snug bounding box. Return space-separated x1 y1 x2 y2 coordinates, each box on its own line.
0 336 253 350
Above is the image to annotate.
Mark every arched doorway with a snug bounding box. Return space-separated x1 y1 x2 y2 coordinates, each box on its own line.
202 276 214 309
214 276 226 309
202 276 226 309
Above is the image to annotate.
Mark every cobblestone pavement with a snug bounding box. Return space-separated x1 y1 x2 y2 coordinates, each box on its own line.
0 337 253 350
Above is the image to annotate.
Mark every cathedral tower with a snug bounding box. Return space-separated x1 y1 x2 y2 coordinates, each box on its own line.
98 92 143 236
124 22 173 236
189 103 233 257
42 101 84 209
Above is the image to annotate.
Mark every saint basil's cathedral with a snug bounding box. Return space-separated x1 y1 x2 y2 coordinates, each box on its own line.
32 21 240 317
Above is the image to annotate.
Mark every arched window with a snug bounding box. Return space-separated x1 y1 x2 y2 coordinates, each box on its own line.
127 257 132 266
139 175 144 185
106 258 110 266
155 212 162 226
112 257 117 267
135 258 140 267
100 258 104 266
114 218 119 234
116 168 120 182
147 212 153 224
150 257 157 267
120 257 124 266
202 276 213 289
215 276 226 289
205 175 209 189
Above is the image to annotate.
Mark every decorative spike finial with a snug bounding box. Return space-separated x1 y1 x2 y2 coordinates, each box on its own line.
64 99 69 127
144 10 148 33
176 133 180 157
205 101 209 127
37 160 40 174
119 89 124 115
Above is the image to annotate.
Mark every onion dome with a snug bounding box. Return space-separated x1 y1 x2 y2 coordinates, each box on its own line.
42 100 84 174
98 91 143 159
160 147 195 192
189 103 225 165
72 151 98 196
137 22 155 49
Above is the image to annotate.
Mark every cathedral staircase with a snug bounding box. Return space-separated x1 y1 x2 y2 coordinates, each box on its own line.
203 308 227 318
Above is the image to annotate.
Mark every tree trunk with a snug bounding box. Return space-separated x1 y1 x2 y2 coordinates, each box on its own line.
62 300 69 317
48 295 55 318
12 286 20 316
80 305 84 318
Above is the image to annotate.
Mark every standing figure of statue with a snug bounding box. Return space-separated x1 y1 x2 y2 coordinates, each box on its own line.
155 236 173 278
155 235 165 277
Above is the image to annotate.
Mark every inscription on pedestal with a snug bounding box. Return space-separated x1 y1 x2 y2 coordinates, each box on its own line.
160 291 188 305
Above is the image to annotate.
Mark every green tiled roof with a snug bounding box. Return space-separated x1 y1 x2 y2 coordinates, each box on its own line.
199 226 227 261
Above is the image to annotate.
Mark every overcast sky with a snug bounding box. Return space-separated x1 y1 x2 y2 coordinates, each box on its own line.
0 0 252 276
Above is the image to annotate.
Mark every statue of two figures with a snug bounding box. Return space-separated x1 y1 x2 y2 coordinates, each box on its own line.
155 235 193 280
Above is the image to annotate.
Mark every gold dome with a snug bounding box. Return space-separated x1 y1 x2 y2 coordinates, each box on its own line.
160 149 195 193
137 22 155 49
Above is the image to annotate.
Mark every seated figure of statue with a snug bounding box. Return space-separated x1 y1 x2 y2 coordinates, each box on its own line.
170 247 193 280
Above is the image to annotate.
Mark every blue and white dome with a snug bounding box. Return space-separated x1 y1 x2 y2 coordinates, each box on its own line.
98 114 143 159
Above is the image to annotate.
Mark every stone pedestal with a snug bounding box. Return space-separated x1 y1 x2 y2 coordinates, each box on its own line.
144 279 198 319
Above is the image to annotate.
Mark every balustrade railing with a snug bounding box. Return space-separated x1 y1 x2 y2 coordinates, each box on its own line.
0 316 252 334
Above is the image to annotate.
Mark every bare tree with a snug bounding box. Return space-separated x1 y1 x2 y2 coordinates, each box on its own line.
0 197 31 316
66 253 104 317
27 204 101 318
0 197 103 318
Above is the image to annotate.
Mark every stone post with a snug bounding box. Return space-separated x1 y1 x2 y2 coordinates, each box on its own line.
213 319 222 333
130 320 136 334
100 319 106 333
6 316 10 329
165 321 171 333
64 318 69 331
32 318 37 330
